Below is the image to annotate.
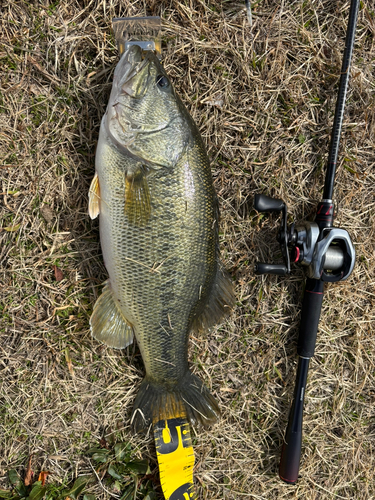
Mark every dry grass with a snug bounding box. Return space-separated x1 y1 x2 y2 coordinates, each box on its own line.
1 0 374 498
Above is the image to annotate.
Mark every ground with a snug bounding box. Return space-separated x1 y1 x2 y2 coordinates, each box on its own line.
0 0 374 499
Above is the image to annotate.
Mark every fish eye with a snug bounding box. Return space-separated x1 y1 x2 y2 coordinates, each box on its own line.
156 75 170 89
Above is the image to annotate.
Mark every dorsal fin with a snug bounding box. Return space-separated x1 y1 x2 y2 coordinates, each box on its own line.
192 263 235 333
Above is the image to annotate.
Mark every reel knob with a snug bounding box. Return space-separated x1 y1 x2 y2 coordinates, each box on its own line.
254 263 288 276
254 194 285 213
254 194 291 275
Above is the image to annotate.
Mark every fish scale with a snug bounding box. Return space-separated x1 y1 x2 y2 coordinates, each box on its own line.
97 129 216 384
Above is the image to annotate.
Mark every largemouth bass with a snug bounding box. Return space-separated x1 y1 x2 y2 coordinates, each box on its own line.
88 45 234 432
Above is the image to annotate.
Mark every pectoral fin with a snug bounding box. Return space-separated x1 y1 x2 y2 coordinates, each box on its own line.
124 166 151 226
90 282 134 349
88 172 101 219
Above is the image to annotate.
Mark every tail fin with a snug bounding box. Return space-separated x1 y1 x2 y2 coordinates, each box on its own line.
131 371 220 433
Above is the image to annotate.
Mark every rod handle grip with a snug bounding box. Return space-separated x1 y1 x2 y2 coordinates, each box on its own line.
279 429 302 484
279 357 310 484
297 279 324 357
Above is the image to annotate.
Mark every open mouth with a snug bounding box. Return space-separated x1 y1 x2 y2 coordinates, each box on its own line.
119 46 151 90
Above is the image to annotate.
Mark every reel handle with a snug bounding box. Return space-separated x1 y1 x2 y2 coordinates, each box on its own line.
255 263 288 276
254 194 290 275
254 194 285 213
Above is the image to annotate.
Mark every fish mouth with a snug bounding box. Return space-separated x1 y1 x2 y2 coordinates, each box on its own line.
104 45 172 160
116 45 153 96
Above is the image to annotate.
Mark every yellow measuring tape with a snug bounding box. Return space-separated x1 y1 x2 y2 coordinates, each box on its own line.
154 415 196 500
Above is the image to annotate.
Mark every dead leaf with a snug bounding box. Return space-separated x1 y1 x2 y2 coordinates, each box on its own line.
54 265 64 281
40 205 55 224
65 349 74 377
24 455 33 486
37 471 50 486
3 223 21 232
99 437 110 449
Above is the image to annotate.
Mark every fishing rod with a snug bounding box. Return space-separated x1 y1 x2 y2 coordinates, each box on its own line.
254 0 359 483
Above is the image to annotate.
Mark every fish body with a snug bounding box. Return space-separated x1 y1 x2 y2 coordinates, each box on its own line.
89 45 234 431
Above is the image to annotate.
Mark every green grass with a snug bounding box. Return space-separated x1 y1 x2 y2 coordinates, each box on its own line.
0 441 157 500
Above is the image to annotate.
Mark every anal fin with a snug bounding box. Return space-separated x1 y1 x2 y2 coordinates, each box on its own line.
88 172 101 219
90 282 134 349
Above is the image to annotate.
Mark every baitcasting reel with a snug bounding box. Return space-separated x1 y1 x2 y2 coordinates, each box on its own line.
254 194 355 283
